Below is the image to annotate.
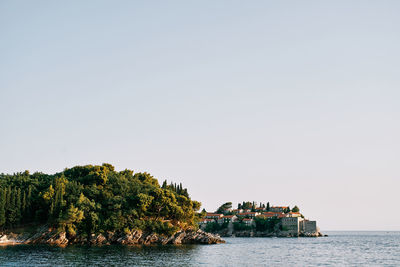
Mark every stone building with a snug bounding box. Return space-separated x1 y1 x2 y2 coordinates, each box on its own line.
300 220 318 234
236 212 260 218
218 215 238 224
281 217 303 235
270 206 288 213
205 213 223 219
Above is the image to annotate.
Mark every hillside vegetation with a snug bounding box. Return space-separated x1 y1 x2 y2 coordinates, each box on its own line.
0 164 201 238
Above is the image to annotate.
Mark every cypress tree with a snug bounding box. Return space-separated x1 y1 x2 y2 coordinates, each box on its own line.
8 188 17 227
5 186 11 213
22 191 26 223
54 184 60 218
0 188 6 227
179 183 183 194
27 185 32 221
16 188 22 224
60 183 65 209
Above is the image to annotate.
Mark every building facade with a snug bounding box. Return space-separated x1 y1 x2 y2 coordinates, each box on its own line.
300 220 318 233
281 217 303 235
270 206 288 213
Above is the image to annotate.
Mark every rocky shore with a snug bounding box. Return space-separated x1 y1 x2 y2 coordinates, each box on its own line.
0 226 225 247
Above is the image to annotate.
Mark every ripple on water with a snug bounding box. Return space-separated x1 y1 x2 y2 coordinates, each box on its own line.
0 232 399 266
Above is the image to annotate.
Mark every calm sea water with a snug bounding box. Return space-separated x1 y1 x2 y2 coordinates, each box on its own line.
0 231 399 266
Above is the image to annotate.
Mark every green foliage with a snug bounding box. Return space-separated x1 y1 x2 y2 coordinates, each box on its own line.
291 205 300 212
254 217 279 232
0 164 201 236
0 188 6 227
237 201 259 211
284 207 290 213
216 202 232 214
241 201 253 210
233 222 253 231
204 222 228 233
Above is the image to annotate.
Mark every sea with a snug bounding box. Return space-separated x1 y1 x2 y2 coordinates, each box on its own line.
0 231 399 266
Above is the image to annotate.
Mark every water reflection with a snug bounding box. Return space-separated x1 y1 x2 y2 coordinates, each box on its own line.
0 233 399 266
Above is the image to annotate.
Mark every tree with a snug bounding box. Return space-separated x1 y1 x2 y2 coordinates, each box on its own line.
241 201 252 210
284 206 290 213
136 193 154 218
292 206 300 213
0 163 203 236
22 191 26 222
8 188 17 227
16 188 21 224
27 185 32 220
216 202 232 214
59 204 84 237
251 201 256 212
0 188 6 227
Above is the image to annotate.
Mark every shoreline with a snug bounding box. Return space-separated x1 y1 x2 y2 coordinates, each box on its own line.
0 227 225 247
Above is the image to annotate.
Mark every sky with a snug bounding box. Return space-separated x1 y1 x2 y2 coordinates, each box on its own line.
1 1 399 231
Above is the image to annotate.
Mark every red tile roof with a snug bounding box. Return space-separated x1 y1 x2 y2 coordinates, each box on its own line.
206 213 222 217
258 212 284 218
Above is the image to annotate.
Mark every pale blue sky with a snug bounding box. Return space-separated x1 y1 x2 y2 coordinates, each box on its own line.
1 1 399 230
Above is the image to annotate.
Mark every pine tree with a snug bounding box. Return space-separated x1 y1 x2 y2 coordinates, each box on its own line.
266 202 270 211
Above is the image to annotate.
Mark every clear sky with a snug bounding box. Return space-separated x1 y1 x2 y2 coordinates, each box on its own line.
1 1 399 231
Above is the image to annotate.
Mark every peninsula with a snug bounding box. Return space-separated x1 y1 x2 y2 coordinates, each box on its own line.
0 164 223 246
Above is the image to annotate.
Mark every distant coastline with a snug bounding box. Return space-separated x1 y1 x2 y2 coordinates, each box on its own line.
201 202 323 237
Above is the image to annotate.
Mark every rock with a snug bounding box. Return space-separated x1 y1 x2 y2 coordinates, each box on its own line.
181 229 225 244
44 231 69 246
169 231 186 244
3 226 225 246
89 234 107 245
